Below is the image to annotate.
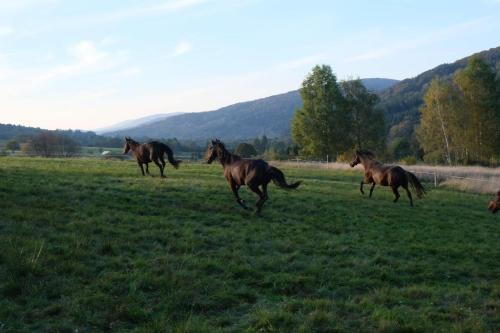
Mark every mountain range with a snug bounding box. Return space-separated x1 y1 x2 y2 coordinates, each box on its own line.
101 78 400 140
94 112 184 135
102 47 500 144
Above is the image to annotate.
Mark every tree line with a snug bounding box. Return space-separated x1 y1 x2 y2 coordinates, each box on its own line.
416 56 500 165
288 59 499 165
291 65 385 160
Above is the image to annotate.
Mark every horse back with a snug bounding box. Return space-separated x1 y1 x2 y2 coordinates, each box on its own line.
227 158 269 185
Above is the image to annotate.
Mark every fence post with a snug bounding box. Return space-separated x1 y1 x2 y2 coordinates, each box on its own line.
326 155 329 164
434 172 437 188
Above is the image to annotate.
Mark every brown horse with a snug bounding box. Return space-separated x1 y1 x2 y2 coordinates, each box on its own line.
488 190 500 214
123 137 180 178
206 139 301 213
350 149 425 206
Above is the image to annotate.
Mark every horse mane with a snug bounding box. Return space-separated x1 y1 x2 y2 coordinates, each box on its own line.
126 137 139 145
357 149 375 159
213 139 240 162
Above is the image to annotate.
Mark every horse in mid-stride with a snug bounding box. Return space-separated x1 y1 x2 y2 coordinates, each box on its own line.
350 149 425 206
488 190 500 214
123 137 180 178
205 139 301 213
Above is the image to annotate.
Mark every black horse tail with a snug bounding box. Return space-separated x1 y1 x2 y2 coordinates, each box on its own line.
161 143 181 169
407 171 425 198
269 166 301 189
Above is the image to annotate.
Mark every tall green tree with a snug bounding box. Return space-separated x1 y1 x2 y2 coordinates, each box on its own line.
416 78 461 164
234 142 257 157
340 79 385 152
291 65 350 158
417 57 500 165
453 56 500 163
5 140 20 153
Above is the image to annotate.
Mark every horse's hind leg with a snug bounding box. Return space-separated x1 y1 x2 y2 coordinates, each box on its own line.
391 185 400 203
249 184 267 214
369 183 376 198
403 184 413 207
159 156 167 176
145 163 150 175
153 159 165 178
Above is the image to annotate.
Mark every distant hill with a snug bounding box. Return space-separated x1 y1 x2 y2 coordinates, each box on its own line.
0 123 123 148
103 78 398 140
104 90 302 140
94 112 184 134
361 78 400 92
380 46 500 143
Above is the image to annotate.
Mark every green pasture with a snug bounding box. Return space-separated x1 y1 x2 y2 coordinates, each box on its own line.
0 157 498 332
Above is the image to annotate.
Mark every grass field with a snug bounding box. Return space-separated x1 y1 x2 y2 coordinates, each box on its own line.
0 157 498 332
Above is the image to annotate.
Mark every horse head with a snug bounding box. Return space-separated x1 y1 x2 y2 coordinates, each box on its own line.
123 137 132 154
206 139 227 164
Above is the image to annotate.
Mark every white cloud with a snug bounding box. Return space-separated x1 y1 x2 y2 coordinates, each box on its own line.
170 41 192 58
37 40 124 82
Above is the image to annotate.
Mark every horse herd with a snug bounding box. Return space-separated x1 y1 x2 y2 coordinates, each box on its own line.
123 137 499 214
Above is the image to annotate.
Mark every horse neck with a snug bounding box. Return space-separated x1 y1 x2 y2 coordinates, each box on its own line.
359 156 377 170
129 142 141 153
218 148 239 167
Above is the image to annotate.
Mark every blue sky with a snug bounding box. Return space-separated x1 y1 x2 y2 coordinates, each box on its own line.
1 0 499 130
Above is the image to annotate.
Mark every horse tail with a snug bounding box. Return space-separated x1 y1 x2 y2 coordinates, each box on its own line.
406 171 426 198
161 144 181 169
269 166 301 189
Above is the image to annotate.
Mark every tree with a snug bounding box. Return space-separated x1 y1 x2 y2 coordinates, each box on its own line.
416 57 500 165
252 135 269 154
453 56 500 163
292 65 350 158
416 78 460 164
234 143 257 157
27 132 81 157
340 79 386 152
5 140 20 153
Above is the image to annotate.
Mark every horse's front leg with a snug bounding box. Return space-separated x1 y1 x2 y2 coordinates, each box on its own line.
360 180 365 195
230 180 248 210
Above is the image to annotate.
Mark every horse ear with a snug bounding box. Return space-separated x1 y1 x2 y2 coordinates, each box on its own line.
211 139 216 144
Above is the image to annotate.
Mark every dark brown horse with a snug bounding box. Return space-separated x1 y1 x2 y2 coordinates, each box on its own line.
350 149 425 206
123 137 180 178
206 139 301 213
488 190 500 214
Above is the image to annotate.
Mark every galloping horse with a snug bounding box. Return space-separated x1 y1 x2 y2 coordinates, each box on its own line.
488 190 500 214
350 149 425 206
205 139 301 213
123 137 180 178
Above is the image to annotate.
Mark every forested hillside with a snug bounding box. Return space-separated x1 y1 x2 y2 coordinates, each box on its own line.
0 124 123 148
103 79 397 140
381 46 500 148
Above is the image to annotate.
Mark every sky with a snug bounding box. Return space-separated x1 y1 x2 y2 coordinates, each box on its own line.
1 0 500 130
